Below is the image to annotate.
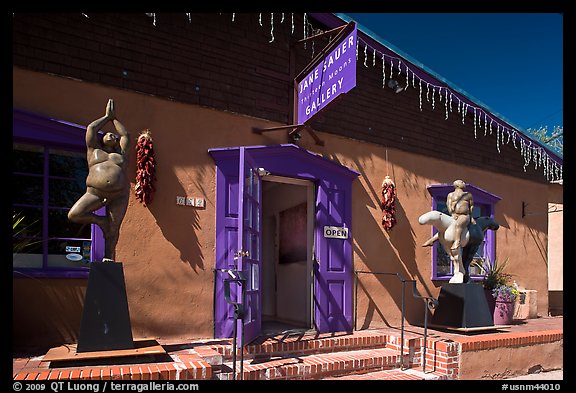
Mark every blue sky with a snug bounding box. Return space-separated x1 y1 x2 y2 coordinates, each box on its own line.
341 13 563 135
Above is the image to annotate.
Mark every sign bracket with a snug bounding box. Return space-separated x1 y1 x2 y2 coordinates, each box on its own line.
294 21 356 84
252 124 325 146
292 25 347 46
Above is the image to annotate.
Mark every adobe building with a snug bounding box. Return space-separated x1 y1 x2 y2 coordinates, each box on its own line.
12 13 563 350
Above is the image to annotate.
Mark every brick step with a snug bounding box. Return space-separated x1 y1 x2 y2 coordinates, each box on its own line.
323 367 447 380
198 330 417 362
215 347 401 380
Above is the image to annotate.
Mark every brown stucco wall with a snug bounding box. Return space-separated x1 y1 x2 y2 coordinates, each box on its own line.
13 67 550 345
458 341 563 380
12 278 86 351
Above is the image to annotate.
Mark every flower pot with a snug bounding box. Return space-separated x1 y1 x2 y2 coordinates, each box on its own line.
493 299 515 325
484 289 496 316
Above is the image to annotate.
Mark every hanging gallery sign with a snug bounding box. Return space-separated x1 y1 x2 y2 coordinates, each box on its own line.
296 23 357 124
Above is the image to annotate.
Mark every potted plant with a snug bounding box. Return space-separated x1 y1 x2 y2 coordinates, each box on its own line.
471 257 519 325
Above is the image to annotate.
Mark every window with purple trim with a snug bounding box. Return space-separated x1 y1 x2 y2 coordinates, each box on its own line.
427 184 501 281
13 109 107 277
13 142 96 273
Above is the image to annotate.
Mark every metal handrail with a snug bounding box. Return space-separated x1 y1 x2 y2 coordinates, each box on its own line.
407 279 439 373
354 270 438 372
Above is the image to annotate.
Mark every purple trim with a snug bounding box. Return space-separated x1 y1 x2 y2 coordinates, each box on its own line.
13 108 87 149
42 147 49 266
47 237 91 242
209 144 360 179
427 184 500 280
427 184 502 205
91 210 105 262
210 144 359 337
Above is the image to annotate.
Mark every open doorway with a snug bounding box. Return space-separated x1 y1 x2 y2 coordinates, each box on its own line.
261 176 315 335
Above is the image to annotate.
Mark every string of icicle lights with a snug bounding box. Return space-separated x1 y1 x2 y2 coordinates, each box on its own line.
124 13 563 181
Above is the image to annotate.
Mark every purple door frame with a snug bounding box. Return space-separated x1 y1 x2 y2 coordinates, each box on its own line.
209 144 359 338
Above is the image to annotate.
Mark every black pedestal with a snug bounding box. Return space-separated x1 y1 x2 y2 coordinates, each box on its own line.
77 262 134 353
431 283 494 329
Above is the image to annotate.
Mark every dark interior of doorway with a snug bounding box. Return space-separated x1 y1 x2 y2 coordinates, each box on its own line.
261 179 312 336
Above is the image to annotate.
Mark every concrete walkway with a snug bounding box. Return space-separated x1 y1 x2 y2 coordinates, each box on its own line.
505 369 563 380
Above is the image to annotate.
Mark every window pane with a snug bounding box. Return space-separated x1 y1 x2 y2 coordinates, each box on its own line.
48 208 91 238
251 263 259 291
243 201 252 230
47 239 91 268
244 166 253 195
472 205 486 219
251 231 259 260
13 142 97 272
49 149 87 178
436 243 452 275
253 204 260 231
14 174 43 205
252 168 259 197
13 144 44 174
49 178 85 208
469 258 485 275
436 201 448 214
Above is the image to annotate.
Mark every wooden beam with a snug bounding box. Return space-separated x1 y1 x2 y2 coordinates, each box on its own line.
252 124 300 134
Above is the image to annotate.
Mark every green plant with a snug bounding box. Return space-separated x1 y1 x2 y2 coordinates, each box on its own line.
471 256 519 301
13 212 40 254
471 256 512 290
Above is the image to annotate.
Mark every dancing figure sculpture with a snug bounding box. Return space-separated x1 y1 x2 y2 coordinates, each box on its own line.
68 99 130 262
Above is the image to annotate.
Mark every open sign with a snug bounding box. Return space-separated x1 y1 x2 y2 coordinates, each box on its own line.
323 226 349 239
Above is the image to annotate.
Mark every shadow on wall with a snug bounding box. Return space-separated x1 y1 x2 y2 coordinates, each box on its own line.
349 155 432 329
13 277 86 352
147 166 204 273
353 193 428 328
320 152 430 329
356 278 390 330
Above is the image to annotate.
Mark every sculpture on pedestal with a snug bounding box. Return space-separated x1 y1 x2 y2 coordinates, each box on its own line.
418 180 499 283
67 99 135 352
68 99 130 262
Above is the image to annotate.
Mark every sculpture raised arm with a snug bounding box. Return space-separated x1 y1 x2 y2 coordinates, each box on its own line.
68 99 131 262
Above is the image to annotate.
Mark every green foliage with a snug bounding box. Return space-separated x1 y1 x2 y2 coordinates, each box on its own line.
527 125 563 157
471 256 519 301
471 256 512 290
13 212 39 254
